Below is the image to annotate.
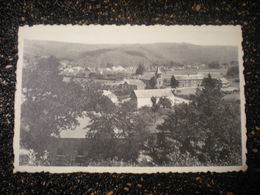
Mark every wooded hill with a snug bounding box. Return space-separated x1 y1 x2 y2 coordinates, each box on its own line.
24 40 238 68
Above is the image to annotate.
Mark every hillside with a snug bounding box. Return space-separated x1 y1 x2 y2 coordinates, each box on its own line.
24 40 238 68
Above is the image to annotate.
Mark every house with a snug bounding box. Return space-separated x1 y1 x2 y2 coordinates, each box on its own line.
220 78 230 88
175 74 204 88
132 88 190 109
221 87 239 94
123 79 146 89
174 87 198 96
102 90 119 105
106 65 126 72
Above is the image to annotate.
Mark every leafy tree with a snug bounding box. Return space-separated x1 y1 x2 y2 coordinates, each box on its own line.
86 111 119 160
20 56 103 159
151 96 157 106
208 61 220 69
120 99 137 113
77 72 86 77
170 75 179 88
154 74 241 166
200 74 222 92
144 132 173 166
135 64 145 75
88 72 97 78
158 97 172 108
148 76 157 89
230 60 238 66
86 106 149 163
222 63 228 69
226 66 239 78
151 96 159 112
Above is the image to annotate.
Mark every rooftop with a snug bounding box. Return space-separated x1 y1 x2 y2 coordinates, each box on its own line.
220 78 229 84
134 88 175 98
175 74 204 80
155 66 162 75
124 79 146 89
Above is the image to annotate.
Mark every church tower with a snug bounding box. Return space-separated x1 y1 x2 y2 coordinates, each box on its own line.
155 66 163 88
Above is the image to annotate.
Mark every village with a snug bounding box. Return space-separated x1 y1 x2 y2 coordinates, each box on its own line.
19 54 241 167
31 59 238 166
16 26 243 170
59 60 239 110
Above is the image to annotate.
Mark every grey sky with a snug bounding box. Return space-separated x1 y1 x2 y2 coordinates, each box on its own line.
19 25 242 46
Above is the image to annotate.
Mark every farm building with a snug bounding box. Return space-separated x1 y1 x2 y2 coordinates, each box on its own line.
123 79 146 89
220 78 230 88
175 74 204 88
102 90 119 105
132 88 190 109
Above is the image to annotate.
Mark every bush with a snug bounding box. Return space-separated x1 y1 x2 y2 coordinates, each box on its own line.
208 61 220 69
227 66 239 78
135 64 145 75
170 75 179 88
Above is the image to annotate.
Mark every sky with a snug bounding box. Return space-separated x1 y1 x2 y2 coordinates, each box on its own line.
19 25 242 46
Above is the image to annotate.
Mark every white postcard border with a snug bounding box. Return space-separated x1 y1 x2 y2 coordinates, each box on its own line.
13 25 247 173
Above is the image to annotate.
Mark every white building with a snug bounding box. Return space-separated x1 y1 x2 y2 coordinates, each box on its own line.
132 88 190 109
175 74 204 88
220 78 230 88
123 79 146 89
102 90 119 105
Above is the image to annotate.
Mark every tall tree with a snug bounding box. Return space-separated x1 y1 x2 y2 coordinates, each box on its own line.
86 105 149 163
208 61 220 69
170 75 179 88
135 64 145 75
21 56 97 159
158 97 172 108
154 74 241 166
151 96 159 112
148 76 157 89
226 66 239 78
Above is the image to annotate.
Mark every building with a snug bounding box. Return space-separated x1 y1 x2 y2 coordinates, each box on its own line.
123 79 146 89
102 90 119 105
132 88 190 109
155 66 163 88
220 78 230 88
175 74 204 88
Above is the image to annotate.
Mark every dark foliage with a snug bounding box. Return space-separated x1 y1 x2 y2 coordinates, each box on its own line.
170 75 179 88
227 66 239 78
86 104 149 163
147 76 157 89
135 64 145 75
21 56 88 157
154 74 241 166
208 61 220 69
0 1 258 194
158 97 172 109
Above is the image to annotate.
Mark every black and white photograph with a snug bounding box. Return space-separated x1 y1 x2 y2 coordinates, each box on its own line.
14 25 246 173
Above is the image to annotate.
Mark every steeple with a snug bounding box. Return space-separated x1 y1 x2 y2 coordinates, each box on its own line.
155 66 162 77
155 66 163 88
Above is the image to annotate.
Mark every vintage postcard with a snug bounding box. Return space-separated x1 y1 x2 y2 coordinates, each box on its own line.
14 25 247 173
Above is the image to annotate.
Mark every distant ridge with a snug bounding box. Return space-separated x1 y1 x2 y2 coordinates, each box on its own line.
24 40 238 68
